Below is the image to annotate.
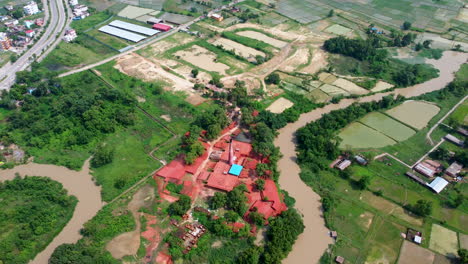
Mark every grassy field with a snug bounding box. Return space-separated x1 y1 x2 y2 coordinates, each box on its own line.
385 101 440 130
359 112 416 142
339 122 397 149
429 224 459 256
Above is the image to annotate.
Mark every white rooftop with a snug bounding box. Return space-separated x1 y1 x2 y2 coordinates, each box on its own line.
98 25 146 42
428 177 449 194
109 20 159 36
414 235 422 244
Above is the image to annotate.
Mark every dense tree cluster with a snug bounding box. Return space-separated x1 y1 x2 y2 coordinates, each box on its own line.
168 195 192 216
0 177 77 264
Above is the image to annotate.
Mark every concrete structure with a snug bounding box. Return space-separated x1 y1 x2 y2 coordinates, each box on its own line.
445 134 464 146
354 155 368 165
0 33 12 50
446 162 462 177
25 30 35 38
428 177 449 193
24 1 40 16
63 29 77 42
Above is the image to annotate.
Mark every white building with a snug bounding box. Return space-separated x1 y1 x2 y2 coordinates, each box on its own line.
427 177 449 194
24 1 39 16
63 29 77 42
69 0 78 6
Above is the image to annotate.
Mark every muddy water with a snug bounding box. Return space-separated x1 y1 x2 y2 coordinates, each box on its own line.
276 51 467 264
0 160 103 264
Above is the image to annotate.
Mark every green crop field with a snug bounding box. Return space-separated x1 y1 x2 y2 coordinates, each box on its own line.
339 122 397 149
429 224 459 256
359 112 416 142
386 101 440 130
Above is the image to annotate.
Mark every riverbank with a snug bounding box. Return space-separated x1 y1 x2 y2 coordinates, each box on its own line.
0 160 103 264
275 51 467 264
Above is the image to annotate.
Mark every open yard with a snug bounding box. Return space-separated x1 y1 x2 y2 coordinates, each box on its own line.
339 122 397 149
174 45 230 74
429 224 459 257
386 101 440 130
359 112 416 142
266 97 294 114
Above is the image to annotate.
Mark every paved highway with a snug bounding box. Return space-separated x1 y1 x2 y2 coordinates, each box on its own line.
0 0 67 90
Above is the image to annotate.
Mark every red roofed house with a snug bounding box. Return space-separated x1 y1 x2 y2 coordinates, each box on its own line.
205 161 240 191
227 222 245 233
247 179 287 220
155 158 186 184
153 23 171 31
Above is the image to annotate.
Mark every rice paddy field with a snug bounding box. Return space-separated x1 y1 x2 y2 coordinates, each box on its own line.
429 224 460 257
339 122 396 149
324 24 353 36
276 0 463 32
386 101 440 130
359 112 416 142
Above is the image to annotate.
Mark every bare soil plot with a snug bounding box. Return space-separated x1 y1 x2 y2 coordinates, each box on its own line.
279 46 311 72
429 224 459 257
106 185 154 259
324 24 353 36
372 81 394 92
266 97 294 114
398 241 435 264
460 233 468 249
174 45 230 74
300 48 328 74
359 112 416 142
332 78 368 95
433 254 455 264
386 101 440 130
318 72 338 84
339 122 396 149
142 33 196 56
236 30 288 48
319 84 350 96
118 5 156 19
212 38 266 59
115 54 205 105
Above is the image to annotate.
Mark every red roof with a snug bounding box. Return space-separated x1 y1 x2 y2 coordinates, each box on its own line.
155 158 186 182
205 162 240 191
243 158 258 170
156 252 173 264
232 140 252 158
197 171 210 181
245 179 287 220
25 30 34 34
153 23 171 31
184 142 209 174
227 222 245 233
262 179 286 212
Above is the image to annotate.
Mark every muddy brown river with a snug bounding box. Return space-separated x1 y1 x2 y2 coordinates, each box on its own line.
276 51 467 264
0 52 465 264
0 160 103 264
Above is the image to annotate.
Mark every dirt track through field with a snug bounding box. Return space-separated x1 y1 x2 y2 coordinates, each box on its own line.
276 51 467 264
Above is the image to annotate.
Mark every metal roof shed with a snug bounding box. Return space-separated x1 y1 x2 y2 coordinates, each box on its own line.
109 20 159 36
428 177 449 194
228 164 243 176
98 25 146 42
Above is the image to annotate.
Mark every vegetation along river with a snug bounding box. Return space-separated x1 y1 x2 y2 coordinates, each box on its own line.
0 51 465 264
0 160 103 264
276 51 468 264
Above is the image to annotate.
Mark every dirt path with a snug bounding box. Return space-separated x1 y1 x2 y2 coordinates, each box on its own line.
0 160 103 264
276 51 467 264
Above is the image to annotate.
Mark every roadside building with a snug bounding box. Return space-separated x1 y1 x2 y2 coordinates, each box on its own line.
73 4 89 18
457 127 468 137
69 0 78 6
0 33 12 50
146 17 162 25
24 20 34 28
5 19 19 27
153 23 171 32
24 1 40 16
25 29 35 38
63 28 77 42
414 162 436 178
4 5 13 11
35 18 44 26
446 162 462 177
354 155 368 165
0 16 9 22
445 134 464 147
335 159 351 171
210 13 224 22
335 256 345 264
428 177 449 194
405 172 427 186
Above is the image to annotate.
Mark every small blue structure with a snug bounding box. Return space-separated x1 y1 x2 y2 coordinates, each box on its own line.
228 164 243 176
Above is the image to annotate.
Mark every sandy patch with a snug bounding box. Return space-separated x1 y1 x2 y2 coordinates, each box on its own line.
213 38 265 59
460 233 468 250
266 97 294 114
372 81 394 92
106 185 155 259
333 78 368 95
279 46 311 72
359 212 374 230
300 49 328 75
237 31 288 48
223 76 262 91
115 53 205 105
161 115 171 122
211 240 223 248
398 241 435 264
175 45 230 74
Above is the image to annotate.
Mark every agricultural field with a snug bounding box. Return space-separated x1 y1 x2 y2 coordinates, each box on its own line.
323 24 353 36
266 97 294 114
386 101 440 130
359 112 416 142
212 38 266 60
236 30 288 48
429 224 460 257
339 122 397 149
174 45 231 74
398 241 435 264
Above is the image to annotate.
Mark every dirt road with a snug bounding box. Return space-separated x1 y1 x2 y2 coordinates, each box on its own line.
276 51 467 264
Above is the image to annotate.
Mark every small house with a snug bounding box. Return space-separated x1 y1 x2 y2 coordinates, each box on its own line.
210 13 224 22
446 162 462 177
335 256 345 264
457 127 468 137
445 134 464 147
414 163 435 178
24 20 34 28
146 17 162 25
25 30 35 38
354 155 368 166
428 177 449 194
336 159 351 171
153 23 171 32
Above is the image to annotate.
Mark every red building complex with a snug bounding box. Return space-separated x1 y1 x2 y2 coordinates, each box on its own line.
152 23 172 32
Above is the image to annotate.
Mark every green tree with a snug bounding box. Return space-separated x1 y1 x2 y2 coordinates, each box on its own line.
238 247 261 264
423 40 433 49
209 192 227 209
415 43 423 51
12 10 23 19
226 184 248 214
91 145 115 168
191 68 199 78
265 73 281 85
168 195 191 216
256 179 265 191
328 9 334 17
458 249 468 264
412 199 432 217
224 210 239 222
402 21 412 30
249 211 265 226
356 175 371 190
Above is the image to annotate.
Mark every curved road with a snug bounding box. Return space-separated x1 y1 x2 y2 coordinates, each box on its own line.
276 51 467 264
0 0 67 90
